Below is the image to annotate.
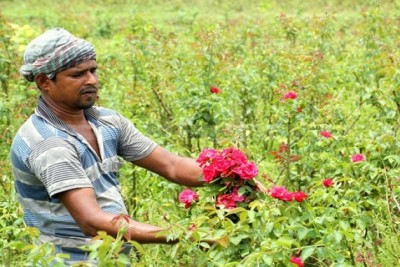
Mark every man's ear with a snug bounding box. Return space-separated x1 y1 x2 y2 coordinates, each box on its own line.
34 74 52 92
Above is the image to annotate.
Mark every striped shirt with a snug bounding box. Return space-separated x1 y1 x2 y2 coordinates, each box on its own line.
10 96 157 262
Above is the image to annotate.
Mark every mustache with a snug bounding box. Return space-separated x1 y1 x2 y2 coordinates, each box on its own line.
80 86 98 94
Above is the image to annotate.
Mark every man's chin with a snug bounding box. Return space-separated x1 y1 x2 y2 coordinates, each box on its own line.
79 101 96 110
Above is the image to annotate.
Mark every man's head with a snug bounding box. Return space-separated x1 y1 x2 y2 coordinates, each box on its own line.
21 28 99 111
20 28 96 82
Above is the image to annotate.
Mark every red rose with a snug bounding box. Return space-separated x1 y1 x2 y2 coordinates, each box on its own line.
290 257 304 267
270 186 293 201
281 191 295 202
216 188 245 209
293 191 307 202
202 164 219 183
283 91 298 100
210 86 221 94
320 130 332 138
216 193 236 209
322 178 333 187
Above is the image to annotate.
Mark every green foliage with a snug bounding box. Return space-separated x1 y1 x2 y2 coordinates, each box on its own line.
1 0 400 266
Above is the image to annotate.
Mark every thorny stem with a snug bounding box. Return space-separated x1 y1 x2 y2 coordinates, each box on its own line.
345 236 356 266
205 44 218 148
344 114 361 136
150 80 173 121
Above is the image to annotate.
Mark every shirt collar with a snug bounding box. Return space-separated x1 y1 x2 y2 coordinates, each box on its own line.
35 96 101 135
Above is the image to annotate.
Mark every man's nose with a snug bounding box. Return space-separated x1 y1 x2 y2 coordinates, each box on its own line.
86 71 98 85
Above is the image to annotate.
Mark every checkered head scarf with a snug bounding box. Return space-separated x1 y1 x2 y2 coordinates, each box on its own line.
20 28 96 82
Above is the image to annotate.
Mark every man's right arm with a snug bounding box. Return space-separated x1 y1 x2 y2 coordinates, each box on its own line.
58 187 177 244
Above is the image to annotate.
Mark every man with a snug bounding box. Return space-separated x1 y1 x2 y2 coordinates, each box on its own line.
11 28 204 263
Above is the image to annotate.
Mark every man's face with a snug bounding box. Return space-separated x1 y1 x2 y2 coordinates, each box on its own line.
46 60 99 110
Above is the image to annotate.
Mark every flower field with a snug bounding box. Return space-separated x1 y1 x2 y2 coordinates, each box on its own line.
0 0 399 266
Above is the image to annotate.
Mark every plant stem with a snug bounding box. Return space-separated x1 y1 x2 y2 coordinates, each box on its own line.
345 236 356 266
286 116 291 183
150 78 173 122
132 168 137 219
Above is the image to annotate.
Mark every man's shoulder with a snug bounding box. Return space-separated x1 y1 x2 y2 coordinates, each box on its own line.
17 113 64 135
12 114 72 151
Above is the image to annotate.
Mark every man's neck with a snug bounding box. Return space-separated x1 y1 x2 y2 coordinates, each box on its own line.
41 95 86 125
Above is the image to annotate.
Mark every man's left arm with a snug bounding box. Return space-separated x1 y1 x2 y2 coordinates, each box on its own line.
132 146 204 187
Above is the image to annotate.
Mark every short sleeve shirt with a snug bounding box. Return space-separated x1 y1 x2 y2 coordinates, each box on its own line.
10 96 157 246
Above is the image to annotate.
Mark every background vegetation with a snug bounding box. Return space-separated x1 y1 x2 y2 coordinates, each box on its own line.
1 0 399 266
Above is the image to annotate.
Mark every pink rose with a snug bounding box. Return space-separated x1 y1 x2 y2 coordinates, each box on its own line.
351 154 365 163
212 156 234 176
196 148 220 167
320 130 332 138
231 187 245 202
179 189 199 209
233 161 258 180
221 148 248 164
270 186 288 199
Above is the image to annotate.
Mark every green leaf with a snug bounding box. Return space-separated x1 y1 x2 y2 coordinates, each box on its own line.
333 231 343 243
223 262 241 267
297 227 310 240
276 236 293 248
117 253 131 264
262 255 273 265
301 247 315 260
230 234 249 245
199 241 211 249
316 247 327 258
129 241 145 256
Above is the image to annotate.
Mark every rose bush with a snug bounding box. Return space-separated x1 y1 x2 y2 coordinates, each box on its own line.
1 2 399 266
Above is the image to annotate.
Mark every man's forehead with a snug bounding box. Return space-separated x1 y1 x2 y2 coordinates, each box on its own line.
67 60 97 71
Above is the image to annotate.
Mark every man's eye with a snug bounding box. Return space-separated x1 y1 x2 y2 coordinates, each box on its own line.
71 72 84 78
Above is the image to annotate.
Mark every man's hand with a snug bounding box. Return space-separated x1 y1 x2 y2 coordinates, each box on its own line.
253 178 268 194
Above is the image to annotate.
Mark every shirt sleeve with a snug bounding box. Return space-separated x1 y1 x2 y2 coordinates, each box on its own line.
114 113 158 162
28 136 92 197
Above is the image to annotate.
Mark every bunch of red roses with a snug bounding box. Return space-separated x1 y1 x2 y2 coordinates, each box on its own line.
197 147 259 209
197 148 258 183
179 148 259 210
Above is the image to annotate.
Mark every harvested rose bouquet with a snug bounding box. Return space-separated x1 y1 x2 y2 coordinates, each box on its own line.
179 148 260 211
